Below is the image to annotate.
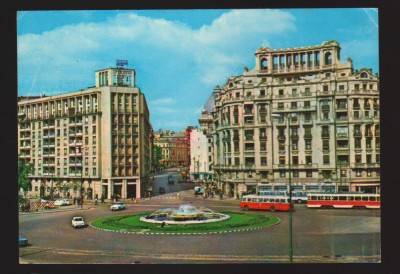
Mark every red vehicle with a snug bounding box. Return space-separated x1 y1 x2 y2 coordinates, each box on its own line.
306 193 380 209
240 195 292 212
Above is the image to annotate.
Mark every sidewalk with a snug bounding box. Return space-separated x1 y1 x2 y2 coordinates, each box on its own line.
19 205 92 215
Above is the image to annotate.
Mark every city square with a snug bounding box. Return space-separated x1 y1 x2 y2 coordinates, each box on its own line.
15 8 385 269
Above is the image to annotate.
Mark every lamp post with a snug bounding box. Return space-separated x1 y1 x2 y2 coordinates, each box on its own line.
272 113 294 263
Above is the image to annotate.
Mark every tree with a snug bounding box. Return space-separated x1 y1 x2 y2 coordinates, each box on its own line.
154 145 163 170
18 159 34 196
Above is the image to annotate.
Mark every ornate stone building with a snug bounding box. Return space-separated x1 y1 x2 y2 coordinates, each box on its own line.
210 41 380 198
18 66 153 199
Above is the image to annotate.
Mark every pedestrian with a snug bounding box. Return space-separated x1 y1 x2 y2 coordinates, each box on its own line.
94 197 98 205
73 197 76 205
100 194 104 204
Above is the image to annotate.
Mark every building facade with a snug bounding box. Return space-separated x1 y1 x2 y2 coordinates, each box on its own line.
189 128 213 181
18 66 152 199
154 130 188 168
211 41 380 198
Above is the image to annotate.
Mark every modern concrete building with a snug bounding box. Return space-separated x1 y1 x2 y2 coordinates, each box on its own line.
189 128 213 181
210 41 380 198
18 66 153 199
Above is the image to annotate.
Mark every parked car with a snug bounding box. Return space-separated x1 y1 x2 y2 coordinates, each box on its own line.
19 235 28 247
71 217 85 228
110 202 126 211
54 199 71 206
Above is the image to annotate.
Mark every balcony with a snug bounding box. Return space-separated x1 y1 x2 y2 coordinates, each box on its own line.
321 105 330 111
364 131 373 138
304 133 313 139
354 131 362 137
321 132 330 138
277 135 286 141
43 134 55 139
259 135 267 140
336 133 348 139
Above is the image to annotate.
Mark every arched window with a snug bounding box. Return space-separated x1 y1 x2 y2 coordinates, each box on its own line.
325 52 332 65
261 59 268 70
360 72 368 79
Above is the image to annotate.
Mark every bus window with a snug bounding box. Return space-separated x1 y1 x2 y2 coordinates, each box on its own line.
263 198 268 202
252 198 257 202
355 196 361 201
280 199 286 203
310 195 316 200
348 196 354 201
257 198 263 202
339 196 346 201
369 196 376 201
332 196 338 201
362 196 368 201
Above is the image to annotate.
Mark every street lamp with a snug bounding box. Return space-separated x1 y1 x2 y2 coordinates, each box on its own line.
272 113 295 263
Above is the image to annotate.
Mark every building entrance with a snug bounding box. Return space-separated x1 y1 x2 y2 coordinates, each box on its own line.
127 184 137 199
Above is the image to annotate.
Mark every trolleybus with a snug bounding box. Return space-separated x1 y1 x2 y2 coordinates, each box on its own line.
240 195 292 212
306 193 380 209
259 190 314 204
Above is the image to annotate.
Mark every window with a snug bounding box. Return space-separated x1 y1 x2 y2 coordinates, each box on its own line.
292 156 298 165
260 142 267 151
280 171 286 178
306 156 312 165
279 141 285 151
293 170 299 178
304 101 310 109
323 155 330 164
356 170 362 177
85 137 89 145
278 103 284 109
323 140 329 150
279 157 286 165
279 89 284 96
292 141 298 150
367 170 372 177
355 155 362 164
93 168 96 176
292 89 297 96
260 157 267 166
305 140 312 150
64 148 67 155
306 171 312 177
323 85 329 92
291 102 297 109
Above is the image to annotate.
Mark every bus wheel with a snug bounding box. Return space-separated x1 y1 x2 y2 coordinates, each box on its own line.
243 205 249 211
270 206 275 212
297 199 302 204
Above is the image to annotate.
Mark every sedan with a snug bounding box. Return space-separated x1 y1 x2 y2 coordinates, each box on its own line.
71 217 85 228
54 199 71 206
110 202 126 211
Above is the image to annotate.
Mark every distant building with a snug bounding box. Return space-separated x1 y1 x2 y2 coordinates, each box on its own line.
18 66 153 199
209 41 380 198
154 130 188 168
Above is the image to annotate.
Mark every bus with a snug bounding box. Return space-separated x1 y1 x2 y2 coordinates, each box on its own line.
259 190 313 204
307 193 380 209
240 195 292 212
259 191 288 196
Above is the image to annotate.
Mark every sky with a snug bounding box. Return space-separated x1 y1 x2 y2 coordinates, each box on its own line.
17 9 379 132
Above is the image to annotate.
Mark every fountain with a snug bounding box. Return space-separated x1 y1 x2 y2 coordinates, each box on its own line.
140 204 230 224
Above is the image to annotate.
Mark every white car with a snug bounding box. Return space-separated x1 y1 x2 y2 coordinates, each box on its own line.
54 199 71 206
110 202 126 211
71 217 85 228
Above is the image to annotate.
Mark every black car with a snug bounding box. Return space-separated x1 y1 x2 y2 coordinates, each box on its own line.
159 187 166 194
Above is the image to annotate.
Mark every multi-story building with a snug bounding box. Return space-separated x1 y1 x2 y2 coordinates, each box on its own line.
154 130 188 168
18 66 152 199
211 40 380 198
189 128 213 181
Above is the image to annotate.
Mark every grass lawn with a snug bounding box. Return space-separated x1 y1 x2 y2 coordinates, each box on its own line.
90 212 280 234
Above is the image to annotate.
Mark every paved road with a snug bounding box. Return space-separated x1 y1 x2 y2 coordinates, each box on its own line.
19 190 381 264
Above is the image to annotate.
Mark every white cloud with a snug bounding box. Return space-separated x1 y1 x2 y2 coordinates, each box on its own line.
17 10 298 130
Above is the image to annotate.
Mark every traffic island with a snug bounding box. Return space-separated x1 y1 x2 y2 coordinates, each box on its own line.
89 212 281 234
